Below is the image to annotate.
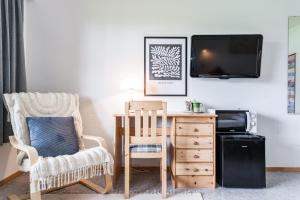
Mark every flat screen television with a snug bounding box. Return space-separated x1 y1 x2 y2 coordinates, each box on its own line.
190 34 263 78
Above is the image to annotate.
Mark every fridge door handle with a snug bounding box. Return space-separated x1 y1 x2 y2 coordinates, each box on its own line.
246 112 250 132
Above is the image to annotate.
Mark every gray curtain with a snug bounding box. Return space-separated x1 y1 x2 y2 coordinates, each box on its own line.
0 0 26 145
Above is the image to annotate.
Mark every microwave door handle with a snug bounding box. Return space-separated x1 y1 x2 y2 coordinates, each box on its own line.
246 112 250 132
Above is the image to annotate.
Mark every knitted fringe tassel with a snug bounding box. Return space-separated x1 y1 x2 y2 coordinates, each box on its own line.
31 163 113 192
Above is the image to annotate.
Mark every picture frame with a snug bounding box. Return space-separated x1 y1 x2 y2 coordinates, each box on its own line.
288 53 296 113
144 37 187 96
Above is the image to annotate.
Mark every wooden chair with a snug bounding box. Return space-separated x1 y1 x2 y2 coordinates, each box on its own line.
3 93 113 200
124 101 167 198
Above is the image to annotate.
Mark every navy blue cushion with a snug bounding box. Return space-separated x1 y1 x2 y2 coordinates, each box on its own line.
26 117 79 157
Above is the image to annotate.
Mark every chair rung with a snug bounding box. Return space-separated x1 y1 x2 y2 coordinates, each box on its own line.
131 152 162 158
131 136 162 144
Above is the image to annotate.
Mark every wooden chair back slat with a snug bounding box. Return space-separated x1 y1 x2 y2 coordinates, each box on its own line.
162 102 167 138
143 111 149 137
135 110 141 137
124 102 130 163
151 110 157 137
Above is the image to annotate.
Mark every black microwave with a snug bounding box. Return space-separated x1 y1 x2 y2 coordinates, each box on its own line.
208 109 257 133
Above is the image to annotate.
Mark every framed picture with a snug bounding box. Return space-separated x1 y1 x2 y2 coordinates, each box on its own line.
144 37 187 96
288 53 296 113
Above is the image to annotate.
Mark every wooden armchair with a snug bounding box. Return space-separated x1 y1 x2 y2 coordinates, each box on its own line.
124 101 167 198
3 93 113 200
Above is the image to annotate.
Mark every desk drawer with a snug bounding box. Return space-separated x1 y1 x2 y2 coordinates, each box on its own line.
176 149 213 162
176 175 214 188
176 123 213 136
176 163 213 175
176 136 213 149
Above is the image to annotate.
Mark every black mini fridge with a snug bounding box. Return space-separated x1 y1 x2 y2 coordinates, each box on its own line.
217 134 266 188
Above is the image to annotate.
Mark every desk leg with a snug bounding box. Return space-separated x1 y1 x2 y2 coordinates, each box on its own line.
113 116 122 187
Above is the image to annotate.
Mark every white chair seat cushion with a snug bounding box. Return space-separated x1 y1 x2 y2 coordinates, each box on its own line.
30 146 114 192
130 144 162 153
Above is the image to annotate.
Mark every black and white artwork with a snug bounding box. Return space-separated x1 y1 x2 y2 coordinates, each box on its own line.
149 44 182 80
144 37 187 96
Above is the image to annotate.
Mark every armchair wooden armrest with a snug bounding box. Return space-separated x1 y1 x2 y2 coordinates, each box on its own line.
81 135 108 149
9 136 39 166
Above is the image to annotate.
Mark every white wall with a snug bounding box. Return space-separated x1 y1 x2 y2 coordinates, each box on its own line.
2 0 300 180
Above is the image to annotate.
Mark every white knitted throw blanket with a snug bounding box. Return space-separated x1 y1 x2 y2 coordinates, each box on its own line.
30 146 113 192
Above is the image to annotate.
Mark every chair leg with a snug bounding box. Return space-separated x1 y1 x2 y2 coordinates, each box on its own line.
29 182 41 200
124 153 130 199
8 191 40 200
79 175 113 194
171 173 176 189
160 159 162 182
7 194 21 200
30 192 41 200
161 158 167 198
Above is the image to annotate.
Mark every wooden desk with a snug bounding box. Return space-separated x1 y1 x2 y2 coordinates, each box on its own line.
113 112 217 188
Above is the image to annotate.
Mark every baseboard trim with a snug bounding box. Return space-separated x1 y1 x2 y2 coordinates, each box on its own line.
266 167 300 172
0 171 23 187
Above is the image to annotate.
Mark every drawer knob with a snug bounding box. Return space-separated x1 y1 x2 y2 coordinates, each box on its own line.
194 155 200 159
185 168 190 171
194 128 199 132
193 141 199 145
193 168 199 172
178 126 182 129
205 169 208 172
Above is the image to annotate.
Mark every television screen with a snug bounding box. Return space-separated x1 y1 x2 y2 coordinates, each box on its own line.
190 35 263 78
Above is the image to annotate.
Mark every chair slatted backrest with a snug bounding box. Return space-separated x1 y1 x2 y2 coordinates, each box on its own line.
125 101 167 146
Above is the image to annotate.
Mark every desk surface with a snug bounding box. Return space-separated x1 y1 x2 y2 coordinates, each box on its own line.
114 112 217 117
